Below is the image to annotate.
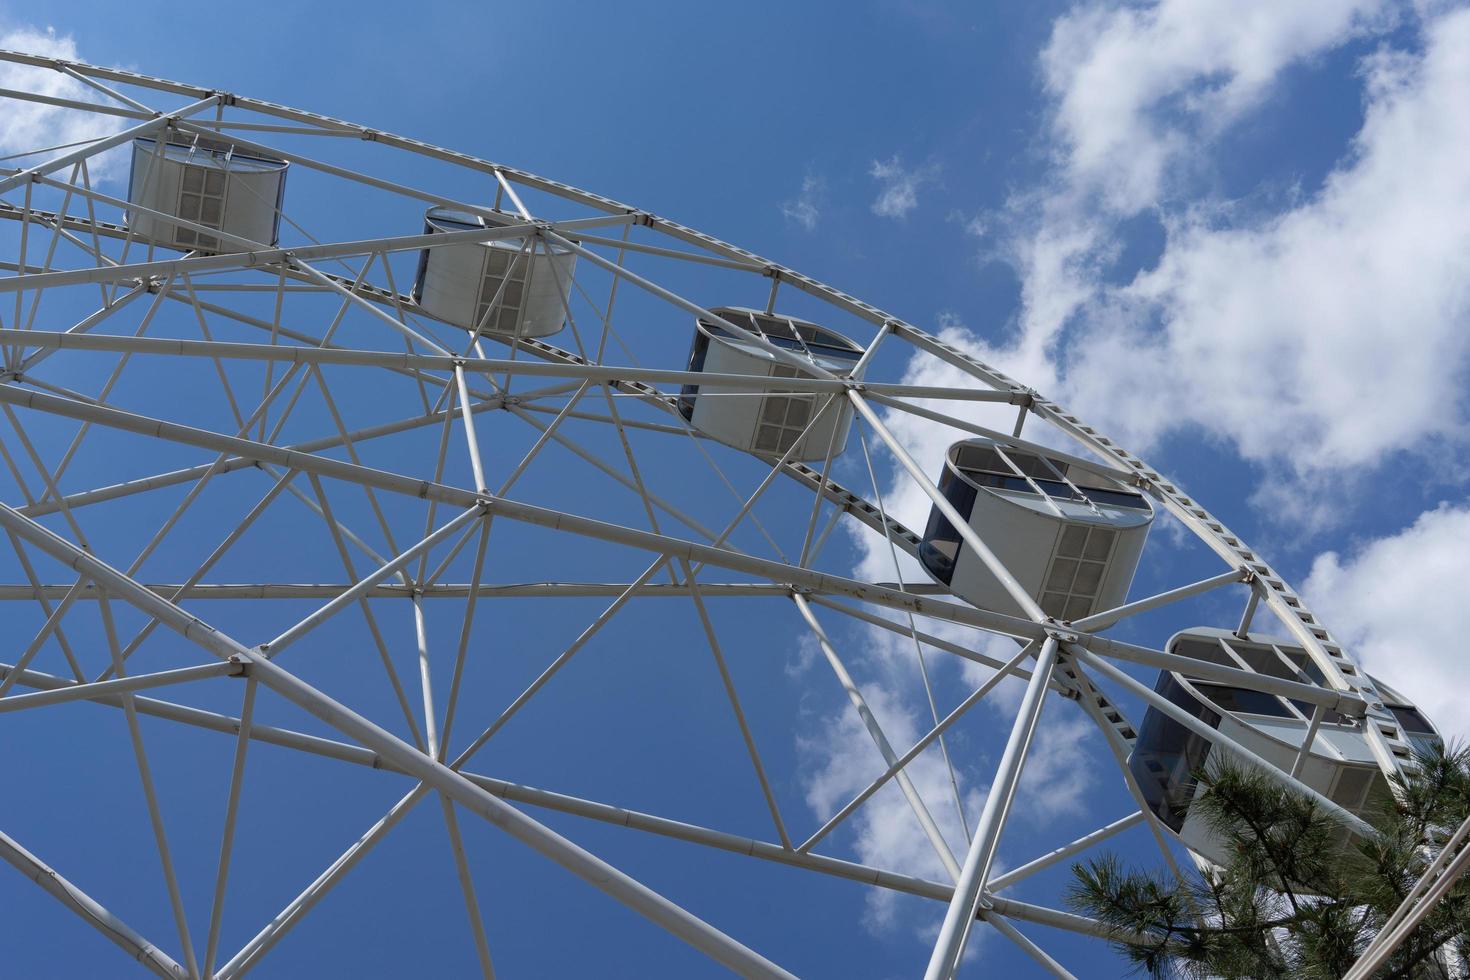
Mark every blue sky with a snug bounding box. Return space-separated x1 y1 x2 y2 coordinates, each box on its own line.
1 1 1468 977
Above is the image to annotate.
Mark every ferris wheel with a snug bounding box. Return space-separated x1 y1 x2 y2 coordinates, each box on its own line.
0 53 1443 978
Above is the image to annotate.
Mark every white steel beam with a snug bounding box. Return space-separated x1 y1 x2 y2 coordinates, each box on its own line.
0 500 798 980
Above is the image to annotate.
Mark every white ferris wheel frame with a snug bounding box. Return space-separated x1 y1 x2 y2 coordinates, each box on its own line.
0 50 1451 979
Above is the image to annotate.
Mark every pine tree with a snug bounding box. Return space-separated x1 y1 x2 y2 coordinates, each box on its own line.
1068 744 1470 978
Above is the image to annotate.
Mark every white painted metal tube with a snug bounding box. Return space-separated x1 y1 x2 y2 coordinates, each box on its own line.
986 813 1145 892
0 501 797 980
793 594 962 881
924 637 1059 980
0 829 188 980
0 329 1008 402
0 660 238 713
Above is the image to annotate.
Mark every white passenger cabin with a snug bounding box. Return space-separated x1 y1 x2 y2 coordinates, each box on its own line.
412 206 575 338
127 137 287 253
1128 627 1440 866
677 308 863 461
918 438 1153 619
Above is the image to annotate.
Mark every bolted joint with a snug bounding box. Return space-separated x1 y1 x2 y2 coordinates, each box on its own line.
1044 625 1079 645
226 655 250 677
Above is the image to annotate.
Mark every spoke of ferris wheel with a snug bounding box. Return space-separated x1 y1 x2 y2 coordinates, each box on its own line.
265 506 483 659
7 178 33 372
437 793 497 979
22 285 175 505
312 363 405 554
438 521 492 758
93 593 203 980
3 530 85 680
986 811 1147 893
108 468 302 688
202 675 256 979
1072 649 1375 837
505 401 741 552
413 594 498 978
926 636 1060 980
808 595 1040 676
0 660 238 715
455 403 839 761
0 652 1146 951
0 502 799 980
84 364 314 683
581 326 793 845
0 826 188 980
1071 565 1249 633
3 405 92 547
303 472 429 750
855 420 969 841
798 638 1041 856
793 594 964 881
685 564 794 848
13 388 512 522
0 85 145 121
53 63 158 115
515 400 703 437
0 574 87 698
0 382 1049 639
0 581 954 601
988 913 1077 980
0 214 612 295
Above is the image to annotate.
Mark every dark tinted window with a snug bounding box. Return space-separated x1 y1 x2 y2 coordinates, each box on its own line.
1128 674 1221 832
1194 683 1293 718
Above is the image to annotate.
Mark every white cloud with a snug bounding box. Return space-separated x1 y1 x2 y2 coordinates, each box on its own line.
798 678 984 931
1065 7 1470 476
780 173 824 231
870 155 936 220
1303 501 1470 740
0 26 129 183
935 5 1470 523
1042 0 1396 213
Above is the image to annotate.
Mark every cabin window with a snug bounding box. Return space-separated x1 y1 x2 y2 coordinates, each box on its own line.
476 245 530 334
1128 673 1221 832
753 364 820 455
1040 524 1115 620
1386 704 1435 735
175 163 226 251
919 464 978 585
1193 682 1294 718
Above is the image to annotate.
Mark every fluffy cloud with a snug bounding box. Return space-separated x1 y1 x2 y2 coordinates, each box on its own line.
0 26 128 183
1304 502 1470 739
798 676 983 930
870 156 936 220
960 5 1470 513
1069 11 1470 474
1042 0 1395 213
